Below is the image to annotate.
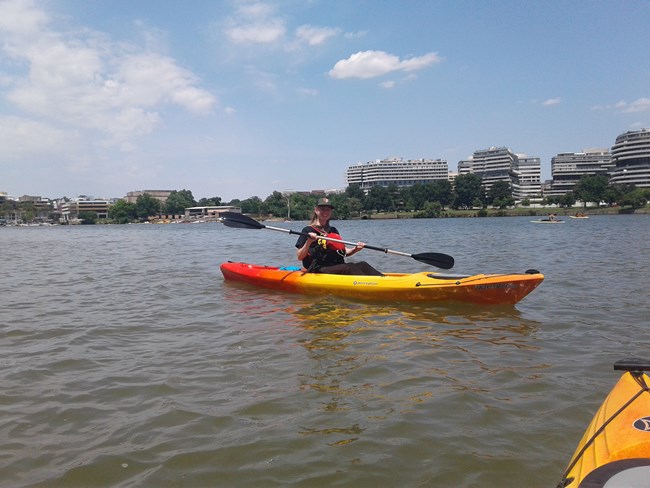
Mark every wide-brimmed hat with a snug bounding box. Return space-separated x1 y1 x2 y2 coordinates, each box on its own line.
316 197 334 208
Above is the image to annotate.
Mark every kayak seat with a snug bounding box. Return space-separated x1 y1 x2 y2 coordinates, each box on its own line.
427 273 471 280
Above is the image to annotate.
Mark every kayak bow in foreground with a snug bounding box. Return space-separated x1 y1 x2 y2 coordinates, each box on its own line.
558 358 650 488
220 262 544 305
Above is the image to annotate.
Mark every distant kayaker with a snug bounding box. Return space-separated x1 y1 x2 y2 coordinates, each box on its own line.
295 198 383 276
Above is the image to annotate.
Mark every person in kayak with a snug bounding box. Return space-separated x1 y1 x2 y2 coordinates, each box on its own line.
295 198 383 276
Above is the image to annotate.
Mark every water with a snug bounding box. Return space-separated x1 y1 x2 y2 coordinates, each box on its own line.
1 215 648 487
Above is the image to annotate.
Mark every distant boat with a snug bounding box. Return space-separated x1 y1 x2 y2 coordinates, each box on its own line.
530 219 565 224
570 214 589 219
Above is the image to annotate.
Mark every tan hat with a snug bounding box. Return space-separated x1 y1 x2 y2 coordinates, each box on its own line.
316 197 334 208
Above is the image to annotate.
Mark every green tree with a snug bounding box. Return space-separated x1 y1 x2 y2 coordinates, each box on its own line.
620 188 648 209
603 185 624 206
78 211 98 224
365 186 392 212
431 180 454 209
573 175 608 207
487 181 512 207
560 192 576 208
108 200 137 224
345 184 365 200
401 183 428 211
136 193 162 220
19 202 36 223
414 201 442 218
165 189 196 214
239 196 262 214
198 196 222 206
263 191 287 217
453 174 484 209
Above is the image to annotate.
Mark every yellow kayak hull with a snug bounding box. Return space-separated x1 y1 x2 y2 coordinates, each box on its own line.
220 262 544 305
559 359 650 487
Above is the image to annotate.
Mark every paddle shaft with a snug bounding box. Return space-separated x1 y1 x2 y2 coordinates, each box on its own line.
218 212 454 269
262 223 413 258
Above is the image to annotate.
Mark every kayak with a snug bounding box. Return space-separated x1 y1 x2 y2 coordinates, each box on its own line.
220 262 544 305
558 358 650 488
531 219 565 224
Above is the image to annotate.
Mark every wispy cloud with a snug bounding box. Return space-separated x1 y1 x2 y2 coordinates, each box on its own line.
224 2 286 44
542 98 561 106
0 0 217 147
295 25 339 46
329 50 442 80
616 98 650 113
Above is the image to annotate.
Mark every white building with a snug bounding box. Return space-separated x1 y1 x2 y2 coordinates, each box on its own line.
609 129 650 188
511 155 542 201
346 157 449 193
458 147 541 201
547 149 613 197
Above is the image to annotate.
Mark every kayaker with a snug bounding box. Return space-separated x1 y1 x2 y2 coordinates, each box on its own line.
295 198 383 276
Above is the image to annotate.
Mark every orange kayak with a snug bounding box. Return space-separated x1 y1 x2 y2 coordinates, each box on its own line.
558 359 650 487
220 262 544 305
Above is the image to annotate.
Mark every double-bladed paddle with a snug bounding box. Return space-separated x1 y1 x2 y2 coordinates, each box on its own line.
219 211 454 269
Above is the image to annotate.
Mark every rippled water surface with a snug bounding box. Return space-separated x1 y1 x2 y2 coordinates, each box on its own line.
1 215 649 487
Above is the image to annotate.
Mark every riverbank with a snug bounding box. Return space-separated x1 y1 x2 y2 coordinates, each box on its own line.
357 205 650 220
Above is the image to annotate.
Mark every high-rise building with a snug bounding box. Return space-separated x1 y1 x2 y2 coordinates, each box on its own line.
548 149 613 197
346 158 449 193
609 129 650 188
458 147 541 201
511 156 542 201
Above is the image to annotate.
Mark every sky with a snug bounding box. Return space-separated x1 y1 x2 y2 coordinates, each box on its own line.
1 0 649 202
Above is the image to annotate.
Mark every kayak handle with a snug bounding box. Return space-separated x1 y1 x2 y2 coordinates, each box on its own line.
614 358 650 372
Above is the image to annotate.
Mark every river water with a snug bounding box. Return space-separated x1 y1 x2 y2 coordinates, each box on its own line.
1 215 648 487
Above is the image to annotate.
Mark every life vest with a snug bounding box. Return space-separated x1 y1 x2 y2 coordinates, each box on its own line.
307 226 345 271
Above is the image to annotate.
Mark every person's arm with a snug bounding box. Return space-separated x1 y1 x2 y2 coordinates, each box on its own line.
296 232 317 261
345 242 365 257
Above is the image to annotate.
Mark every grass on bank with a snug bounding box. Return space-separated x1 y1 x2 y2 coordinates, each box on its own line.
359 204 650 220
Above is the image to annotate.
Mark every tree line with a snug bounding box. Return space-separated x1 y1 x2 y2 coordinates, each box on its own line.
104 174 649 223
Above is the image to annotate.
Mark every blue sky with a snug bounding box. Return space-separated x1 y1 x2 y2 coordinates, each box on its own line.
1 0 649 201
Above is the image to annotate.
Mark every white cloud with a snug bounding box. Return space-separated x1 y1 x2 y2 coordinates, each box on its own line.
0 115 79 159
0 0 217 146
542 98 561 106
295 25 339 46
329 50 441 79
617 98 650 113
226 19 285 44
224 2 286 44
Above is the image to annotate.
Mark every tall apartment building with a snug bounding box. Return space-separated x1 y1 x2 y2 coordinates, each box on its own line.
547 149 613 197
458 147 541 201
510 156 542 200
608 129 650 188
346 158 449 193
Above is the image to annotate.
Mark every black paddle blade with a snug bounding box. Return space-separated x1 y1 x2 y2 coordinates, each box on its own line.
412 252 454 270
219 212 265 229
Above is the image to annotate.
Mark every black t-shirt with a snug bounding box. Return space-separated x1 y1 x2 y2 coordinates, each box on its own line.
295 225 343 270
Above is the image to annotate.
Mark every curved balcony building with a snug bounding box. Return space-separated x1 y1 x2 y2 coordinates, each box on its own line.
609 129 650 187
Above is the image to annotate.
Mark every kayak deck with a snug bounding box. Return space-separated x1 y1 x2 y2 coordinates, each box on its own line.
558 359 650 487
220 262 544 305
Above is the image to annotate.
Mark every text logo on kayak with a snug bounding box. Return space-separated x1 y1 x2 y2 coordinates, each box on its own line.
633 417 650 432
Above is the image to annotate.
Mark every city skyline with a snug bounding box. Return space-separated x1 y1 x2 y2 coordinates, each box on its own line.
1 0 649 201
0 130 643 202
